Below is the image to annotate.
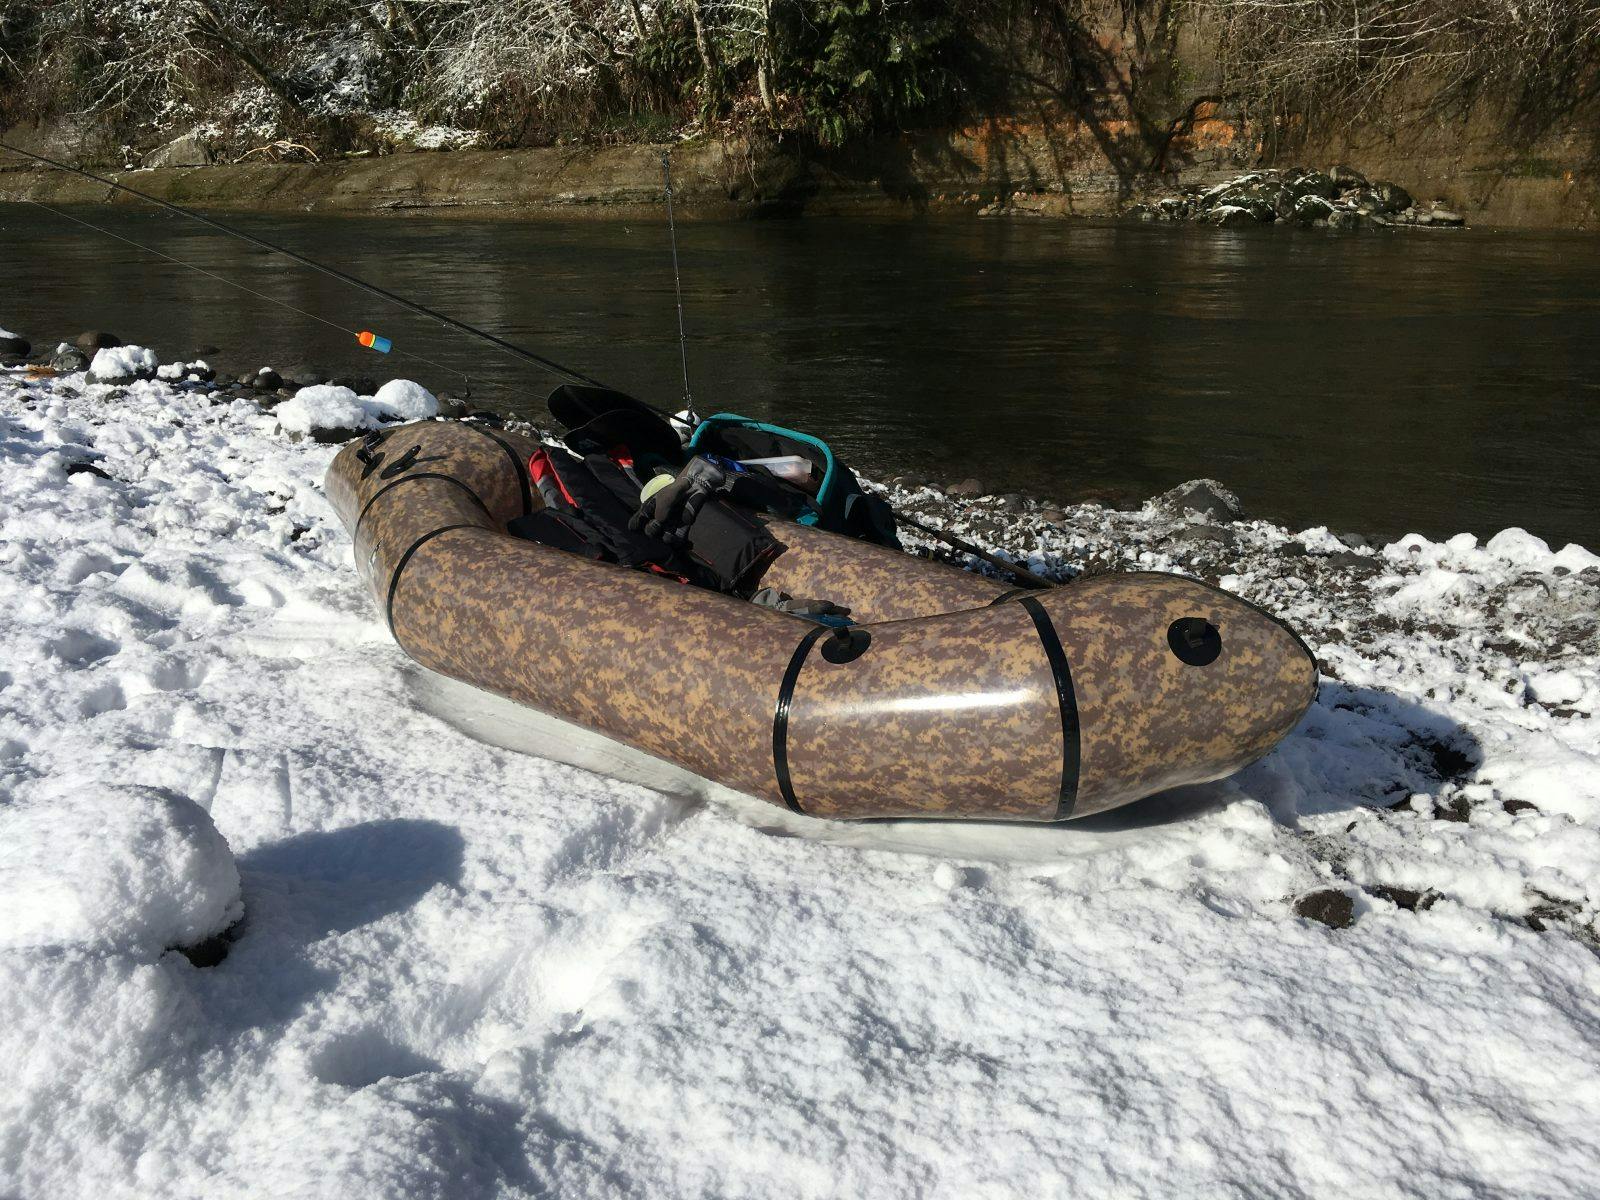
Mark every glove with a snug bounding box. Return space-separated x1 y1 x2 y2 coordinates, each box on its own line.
629 457 728 546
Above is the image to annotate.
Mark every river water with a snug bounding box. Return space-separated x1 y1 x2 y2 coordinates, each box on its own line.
4 203 1597 548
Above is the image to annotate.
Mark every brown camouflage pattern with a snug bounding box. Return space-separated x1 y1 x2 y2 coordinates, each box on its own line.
326 422 1316 821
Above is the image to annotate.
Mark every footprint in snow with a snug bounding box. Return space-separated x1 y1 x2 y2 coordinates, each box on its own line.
46 629 121 667
77 680 127 717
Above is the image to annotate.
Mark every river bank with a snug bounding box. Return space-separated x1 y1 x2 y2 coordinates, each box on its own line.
3 123 1596 229
4 339 1600 1197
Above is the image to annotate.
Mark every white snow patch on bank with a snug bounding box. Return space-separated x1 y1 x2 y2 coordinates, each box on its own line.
2 368 1599 1199
276 379 438 436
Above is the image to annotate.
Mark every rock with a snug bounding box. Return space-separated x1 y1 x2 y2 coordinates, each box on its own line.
50 346 91 373
997 493 1027 513
283 365 326 389
1367 885 1439 912
1502 799 1539 815
947 478 985 498
0 330 30 360
1168 524 1238 548
75 331 121 352
1206 204 1260 228
1321 550 1381 576
1037 506 1067 525
1151 479 1245 522
1285 171 1338 201
1339 532 1374 550
436 394 471 420
1295 889 1355 929
1429 208 1466 227
1329 165 1369 191
250 368 283 391
64 460 113 481
1292 194 1336 224
1370 181 1413 213
143 130 213 169
187 345 220 360
330 374 377 397
88 345 158 383
1326 208 1368 230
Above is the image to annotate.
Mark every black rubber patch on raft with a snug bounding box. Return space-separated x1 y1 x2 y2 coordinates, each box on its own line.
1017 596 1082 821
461 423 533 517
355 472 490 543
772 625 831 815
386 524 478 636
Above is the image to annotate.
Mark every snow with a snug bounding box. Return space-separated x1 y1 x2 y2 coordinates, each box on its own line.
275 380 438 437
3 360 1600 1199
1 783 241 955
87 344 158 381
370 378 439 422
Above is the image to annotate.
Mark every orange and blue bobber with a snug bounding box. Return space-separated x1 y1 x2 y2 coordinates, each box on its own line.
357 330 392 354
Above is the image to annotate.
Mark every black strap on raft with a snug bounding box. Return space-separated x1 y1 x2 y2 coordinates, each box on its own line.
354 472 490 543
459 423 533 518
1017 596 1081 820
386 525 478 635
771 625 830 815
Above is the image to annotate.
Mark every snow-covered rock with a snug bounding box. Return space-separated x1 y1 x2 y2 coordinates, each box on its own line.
275 380 437 440
0 326 29 358
369 379 438 422
87 344 158 383
0 784 241 956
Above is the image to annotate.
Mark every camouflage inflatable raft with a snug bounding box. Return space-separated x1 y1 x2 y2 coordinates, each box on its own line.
327 421 1316 821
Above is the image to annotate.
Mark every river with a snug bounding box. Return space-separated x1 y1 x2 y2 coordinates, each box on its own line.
4 203 1597 549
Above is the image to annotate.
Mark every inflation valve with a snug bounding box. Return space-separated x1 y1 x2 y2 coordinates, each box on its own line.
1167 617 1222 666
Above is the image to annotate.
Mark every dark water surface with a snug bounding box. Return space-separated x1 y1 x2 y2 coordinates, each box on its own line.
4 203 1597 548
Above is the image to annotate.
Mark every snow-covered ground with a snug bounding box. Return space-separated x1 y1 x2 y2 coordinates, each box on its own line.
2 357 1599 1200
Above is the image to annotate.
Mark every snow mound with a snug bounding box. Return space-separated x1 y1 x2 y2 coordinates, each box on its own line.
369 379 439 422
276 384 372 436
88 345 158 383
0 784 241 956
276 379 437 437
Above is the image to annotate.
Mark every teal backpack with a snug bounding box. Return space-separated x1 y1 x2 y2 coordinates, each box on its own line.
687 413 899 548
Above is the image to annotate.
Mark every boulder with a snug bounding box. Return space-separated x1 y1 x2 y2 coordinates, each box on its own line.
1206 205 1259 228
250 368 283 391
1429 208 1466 227
74 331 121 352
0 329 30 360
143 130 213 169
1284 170 1338 201
1292 194 1336 224
283 365 326 389
1326 208 1368 230
1370 181 1412 213
1328 165 1368 191
947 478 985 498
87 345 158 383
1151 478 1245 522
50 345 91 372
330 374 378 397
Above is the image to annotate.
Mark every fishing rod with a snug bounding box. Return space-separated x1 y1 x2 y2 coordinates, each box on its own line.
660 149 696 422
0 139 608 390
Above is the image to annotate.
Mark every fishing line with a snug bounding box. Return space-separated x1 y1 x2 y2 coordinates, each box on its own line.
20 199 474 389
0 139 608 390
660 149 696 421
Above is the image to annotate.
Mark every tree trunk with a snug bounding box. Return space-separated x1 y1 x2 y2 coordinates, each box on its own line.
684 0 720 94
